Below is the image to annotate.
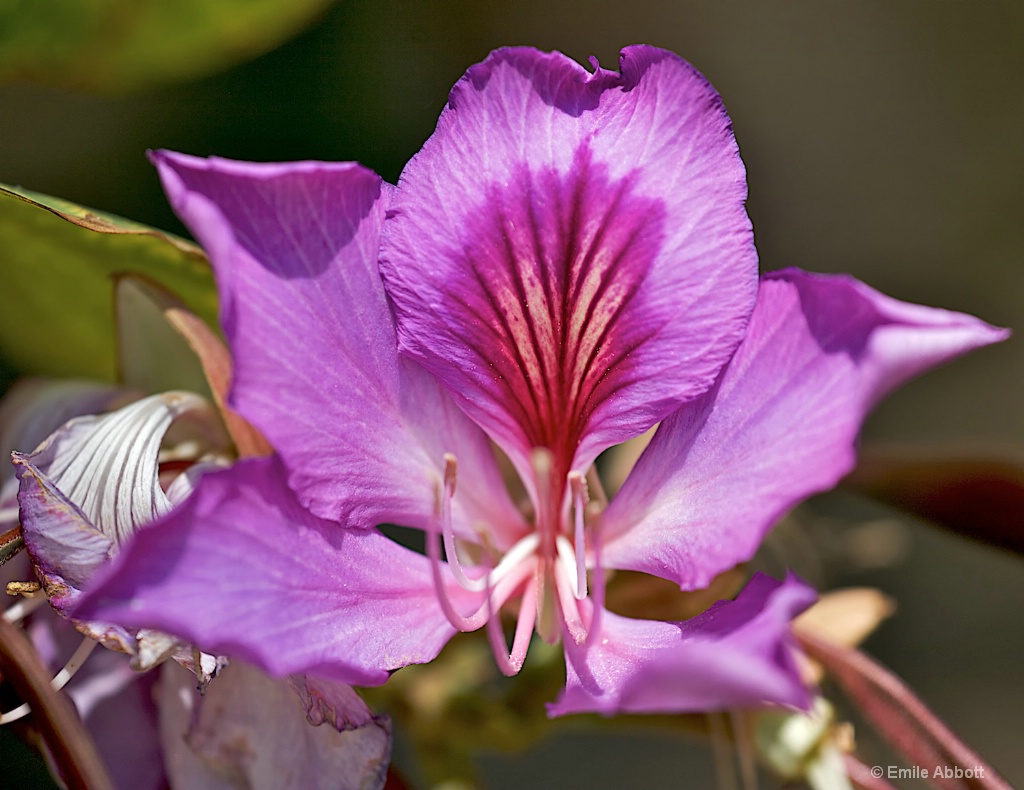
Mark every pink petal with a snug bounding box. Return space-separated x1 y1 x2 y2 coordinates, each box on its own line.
603 270 1009 589
27 612 166 790
549 573 815 716
380 46 757 479
152 151 524 546
15 456 113 616
160 662 389 790
73 458 470 687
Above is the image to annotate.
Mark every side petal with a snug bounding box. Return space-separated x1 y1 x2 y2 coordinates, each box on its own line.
72 458 470 687
380 46 757 476
549 573 815 717
602 270 1009 589
160 662 390 790
152 151 524 544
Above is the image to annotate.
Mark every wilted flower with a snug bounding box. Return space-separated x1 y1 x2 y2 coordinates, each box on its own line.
5 379 388 784
74 46 1005 716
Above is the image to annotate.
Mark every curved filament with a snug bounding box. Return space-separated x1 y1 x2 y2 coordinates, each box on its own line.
569 471 589 600
0 636 98 725
554 546 588 645
486 575 538 677
439 454 488 592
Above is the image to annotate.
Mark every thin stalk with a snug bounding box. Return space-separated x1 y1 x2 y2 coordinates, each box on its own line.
0 616 113 790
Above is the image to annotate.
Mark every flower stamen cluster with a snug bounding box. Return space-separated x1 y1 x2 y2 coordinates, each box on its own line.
428 446 610 675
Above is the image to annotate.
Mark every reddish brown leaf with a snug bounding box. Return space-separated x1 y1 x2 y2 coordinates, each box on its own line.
796 628 1012 790
845 445 1024 556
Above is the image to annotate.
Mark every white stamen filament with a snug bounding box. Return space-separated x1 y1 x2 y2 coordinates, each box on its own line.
555 535 581 599
50 636 98 691
486 573 538 677
0 704 29 724
586 509 606 645
554 549 588 645
0 635 98 724
439 454 490 592
568 471 588 600
426 450 609 671
2 596 47 624
491 533 540 584
429 528 537 632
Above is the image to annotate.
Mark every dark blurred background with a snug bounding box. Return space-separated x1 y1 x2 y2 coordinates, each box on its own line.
1 2 1021 787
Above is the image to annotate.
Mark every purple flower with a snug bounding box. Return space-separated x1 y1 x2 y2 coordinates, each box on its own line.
73 46 1006 716
5 382 391 789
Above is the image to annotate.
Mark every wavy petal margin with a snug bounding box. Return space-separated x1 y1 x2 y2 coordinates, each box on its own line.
152 151 525 545
550 573 815 716
380 46 757 478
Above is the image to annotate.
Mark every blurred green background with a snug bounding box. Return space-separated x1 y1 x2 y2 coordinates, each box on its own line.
1 1 1022 787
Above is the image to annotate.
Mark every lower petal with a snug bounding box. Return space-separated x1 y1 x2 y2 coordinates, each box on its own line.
549 573 816 717
73 457 471 686
26 610 166 790
160 661 390 790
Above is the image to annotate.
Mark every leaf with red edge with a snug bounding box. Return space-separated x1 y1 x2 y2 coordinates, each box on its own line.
0 184 217 382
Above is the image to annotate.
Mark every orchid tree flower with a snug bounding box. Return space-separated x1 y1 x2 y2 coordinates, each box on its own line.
74 46 1006 718
3 293 390 787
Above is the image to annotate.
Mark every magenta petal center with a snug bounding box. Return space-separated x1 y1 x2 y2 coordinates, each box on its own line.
400 146 666 475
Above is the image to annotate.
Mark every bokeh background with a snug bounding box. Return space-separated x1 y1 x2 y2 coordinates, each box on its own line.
1 2 1021 787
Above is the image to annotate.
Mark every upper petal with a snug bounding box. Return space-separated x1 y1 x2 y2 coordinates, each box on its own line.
380 46 757 479
152 151 524 544
550 573 815 716
72 457 470 687
602 269 1009 589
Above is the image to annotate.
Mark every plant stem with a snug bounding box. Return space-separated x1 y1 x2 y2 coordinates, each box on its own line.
0 616 113 790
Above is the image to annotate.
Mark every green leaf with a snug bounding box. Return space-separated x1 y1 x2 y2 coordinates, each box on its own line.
0 184 218 382
0 0 336 93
